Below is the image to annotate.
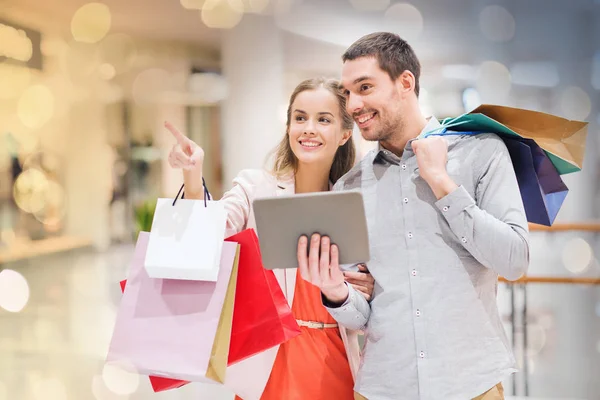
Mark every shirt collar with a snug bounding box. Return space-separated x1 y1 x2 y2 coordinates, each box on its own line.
374 116 441 164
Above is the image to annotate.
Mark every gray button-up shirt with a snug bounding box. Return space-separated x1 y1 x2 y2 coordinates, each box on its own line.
327 117 530 400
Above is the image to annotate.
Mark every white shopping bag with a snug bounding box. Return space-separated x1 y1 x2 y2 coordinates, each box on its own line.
144 193 227 281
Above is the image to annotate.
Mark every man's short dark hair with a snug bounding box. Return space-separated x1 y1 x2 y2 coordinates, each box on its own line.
342 32 421 97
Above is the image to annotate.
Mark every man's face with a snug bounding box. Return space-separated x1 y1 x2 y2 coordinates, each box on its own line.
341 56 404 142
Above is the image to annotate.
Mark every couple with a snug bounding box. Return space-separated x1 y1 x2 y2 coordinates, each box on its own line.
169 32 530 400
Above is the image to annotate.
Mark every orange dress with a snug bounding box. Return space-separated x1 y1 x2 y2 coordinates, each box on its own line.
235 269 355 400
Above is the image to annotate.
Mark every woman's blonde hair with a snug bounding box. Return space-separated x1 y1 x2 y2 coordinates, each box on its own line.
271 77 355 184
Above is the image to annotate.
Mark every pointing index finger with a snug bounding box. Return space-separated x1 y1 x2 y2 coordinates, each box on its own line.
165 121 187 145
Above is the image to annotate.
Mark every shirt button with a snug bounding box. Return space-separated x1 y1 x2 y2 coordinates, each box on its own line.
401 164 407 170
403 198 409 204
443 206 449 212
411 270 417 276
416 309 421 317
461 237 467 243
419 351 425 358
407 232 413 239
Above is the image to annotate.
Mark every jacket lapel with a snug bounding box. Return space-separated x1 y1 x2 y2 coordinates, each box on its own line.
274 174 297 307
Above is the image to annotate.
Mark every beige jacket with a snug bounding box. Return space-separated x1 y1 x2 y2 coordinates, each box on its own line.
217 169 361 400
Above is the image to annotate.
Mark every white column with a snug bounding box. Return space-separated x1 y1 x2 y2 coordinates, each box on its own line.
64 101 113 250
220 14 285 185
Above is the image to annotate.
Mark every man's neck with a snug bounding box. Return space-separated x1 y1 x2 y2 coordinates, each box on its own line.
380 109 428 157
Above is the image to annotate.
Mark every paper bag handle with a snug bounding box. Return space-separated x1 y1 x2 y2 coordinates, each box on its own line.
172 177 211 207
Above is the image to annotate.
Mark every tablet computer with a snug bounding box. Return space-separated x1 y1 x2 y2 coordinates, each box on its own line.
252 191 370 270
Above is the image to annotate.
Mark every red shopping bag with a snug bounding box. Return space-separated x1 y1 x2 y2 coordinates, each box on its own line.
118 279 191 392
225 229 301 365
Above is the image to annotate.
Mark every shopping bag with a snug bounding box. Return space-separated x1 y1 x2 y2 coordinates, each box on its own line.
502 138 568 226
144 187 227 281
225 229 301 365
118 279 190 392
107 231 240 383
422 127 570 226
434 104 588 174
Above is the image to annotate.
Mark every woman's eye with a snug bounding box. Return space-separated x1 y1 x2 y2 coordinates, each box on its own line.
295 115 306 121
360 84 371 92
319 118 331 123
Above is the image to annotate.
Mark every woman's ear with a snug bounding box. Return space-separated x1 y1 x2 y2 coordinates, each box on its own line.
339 129 352 146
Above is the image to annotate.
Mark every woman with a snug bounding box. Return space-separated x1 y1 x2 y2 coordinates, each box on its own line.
166 78 373 400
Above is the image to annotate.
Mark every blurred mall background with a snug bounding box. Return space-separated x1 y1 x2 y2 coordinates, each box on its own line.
0 0 599 399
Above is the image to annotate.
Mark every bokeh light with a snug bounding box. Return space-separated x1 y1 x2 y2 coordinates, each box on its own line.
226 0 248 13
71 3 112 44
13 168 50 214
0 21 33 62
0 269 30 313
180 0 206 9
32 180 67 228
248 0 271 13
476 61 512 101
561 237 593 274
91 374 123 400
510 62 560 88
102 363 140 395
526 323 547 356
0 63 32 99
98 63 116 80
479 5 516 43
462 88 481 111
201 0 244 29
560 86 591 121
383 3 424 42
17 84 55 129
527 357 535 375
349 0 390 11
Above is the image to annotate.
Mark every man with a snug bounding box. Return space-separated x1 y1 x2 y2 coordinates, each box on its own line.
297 32 529 400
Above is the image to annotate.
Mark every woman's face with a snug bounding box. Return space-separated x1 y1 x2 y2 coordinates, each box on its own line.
288 88 351 168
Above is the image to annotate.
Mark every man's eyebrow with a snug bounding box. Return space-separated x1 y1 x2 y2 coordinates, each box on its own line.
353 75 372 85
339 76 373 91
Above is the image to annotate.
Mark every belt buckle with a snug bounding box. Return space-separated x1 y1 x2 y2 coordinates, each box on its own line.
310 321 325 329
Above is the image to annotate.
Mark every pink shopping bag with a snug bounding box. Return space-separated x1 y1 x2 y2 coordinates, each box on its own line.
106 231 239 383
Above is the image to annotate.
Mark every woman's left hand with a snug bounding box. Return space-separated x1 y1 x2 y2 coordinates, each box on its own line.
343 264 375 301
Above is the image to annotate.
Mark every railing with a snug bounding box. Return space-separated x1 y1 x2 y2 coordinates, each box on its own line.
499 222 600 397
